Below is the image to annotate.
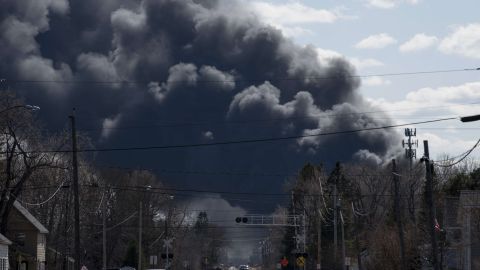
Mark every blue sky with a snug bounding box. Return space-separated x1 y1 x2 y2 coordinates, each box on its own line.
246 0 480 161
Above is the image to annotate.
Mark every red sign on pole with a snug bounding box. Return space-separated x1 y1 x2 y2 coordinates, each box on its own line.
280 257 289 267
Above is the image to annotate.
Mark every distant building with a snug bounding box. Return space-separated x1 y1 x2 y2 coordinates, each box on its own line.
0 233 12 269
444 190 480 270
5 201 48 270
47 247 75 270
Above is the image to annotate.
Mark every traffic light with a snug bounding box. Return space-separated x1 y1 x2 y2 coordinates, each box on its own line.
235 217 249 223
161 253 174 259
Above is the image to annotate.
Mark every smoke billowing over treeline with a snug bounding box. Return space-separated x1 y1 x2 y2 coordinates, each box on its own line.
1 0 401 200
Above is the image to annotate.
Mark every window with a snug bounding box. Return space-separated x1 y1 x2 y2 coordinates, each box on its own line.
0 258 7 270
15 233 26 247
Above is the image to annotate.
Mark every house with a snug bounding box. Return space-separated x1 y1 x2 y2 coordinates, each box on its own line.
5 201 48 270
0 233 12 269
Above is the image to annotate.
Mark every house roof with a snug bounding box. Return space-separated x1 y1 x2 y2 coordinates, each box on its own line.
13 201 49 234
0 233 12 245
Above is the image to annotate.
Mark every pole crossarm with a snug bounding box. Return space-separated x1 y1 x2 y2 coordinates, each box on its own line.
237 214 304 227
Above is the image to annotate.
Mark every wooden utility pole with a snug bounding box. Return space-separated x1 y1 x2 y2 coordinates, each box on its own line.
333 183 338 270
340 211 346 270
138 202 143 270
316 169 323 270
333 162 340 270
317 215 321 270
423 141 439 270
392 159 406 270
69 112 81 270
102 185 107 270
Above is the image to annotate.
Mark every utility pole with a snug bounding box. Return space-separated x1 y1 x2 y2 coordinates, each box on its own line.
316 170 323 270
165 209 169 270
339 210 346 270
302 210 306 270
138 202 142 270
423 141 439 270
102 185 107 270
333 162 340 270
317 207 322 270
392 159 406 270
317 214 322 270
69 112 81 270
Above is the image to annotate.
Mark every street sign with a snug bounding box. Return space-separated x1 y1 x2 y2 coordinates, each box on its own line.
280 257 289 267
296 256 306 267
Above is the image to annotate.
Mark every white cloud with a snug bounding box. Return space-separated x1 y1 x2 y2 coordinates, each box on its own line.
355 33 397 49
315 48 384 71
250 2 352 37
367 81 480 118
362 76 392 86
273 25 314 38
399 33 438 52
251 2 339 25
349 57 384 69
315 48 343 62
438 23 480 59
366 0 420 9
420 133 478 161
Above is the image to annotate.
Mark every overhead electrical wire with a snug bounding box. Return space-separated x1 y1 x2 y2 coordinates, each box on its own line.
12 179 68 206
3 67 479 85
77 101 480 132
8 116 460 154
435 138 480 168
83 184 419 199
93 211 138 234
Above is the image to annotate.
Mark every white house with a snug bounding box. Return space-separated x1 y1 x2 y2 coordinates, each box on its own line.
6 201 48 270
0 233 12 270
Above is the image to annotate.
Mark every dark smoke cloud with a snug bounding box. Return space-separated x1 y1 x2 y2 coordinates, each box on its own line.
1 0 401 205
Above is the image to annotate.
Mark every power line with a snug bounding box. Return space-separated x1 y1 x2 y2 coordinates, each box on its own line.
435 138 480 168
13 116 460 154
87 184 420 199
3 67 479 85
77 102 480 132
13 179 68 206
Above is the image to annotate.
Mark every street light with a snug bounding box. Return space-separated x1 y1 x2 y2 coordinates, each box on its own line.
0 104 40 115
460 114 480 123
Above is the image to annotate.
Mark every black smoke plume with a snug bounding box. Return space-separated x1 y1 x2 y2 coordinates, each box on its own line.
1 0 401 207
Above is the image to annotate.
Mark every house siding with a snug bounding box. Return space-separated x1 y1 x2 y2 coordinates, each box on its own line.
0 244 8 270
36 234 46 262
0 245 7 258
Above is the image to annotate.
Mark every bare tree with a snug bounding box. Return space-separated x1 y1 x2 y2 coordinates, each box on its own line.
0 91 68 234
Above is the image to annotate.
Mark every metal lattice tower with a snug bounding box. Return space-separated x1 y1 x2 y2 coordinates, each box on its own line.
402 128 418 169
